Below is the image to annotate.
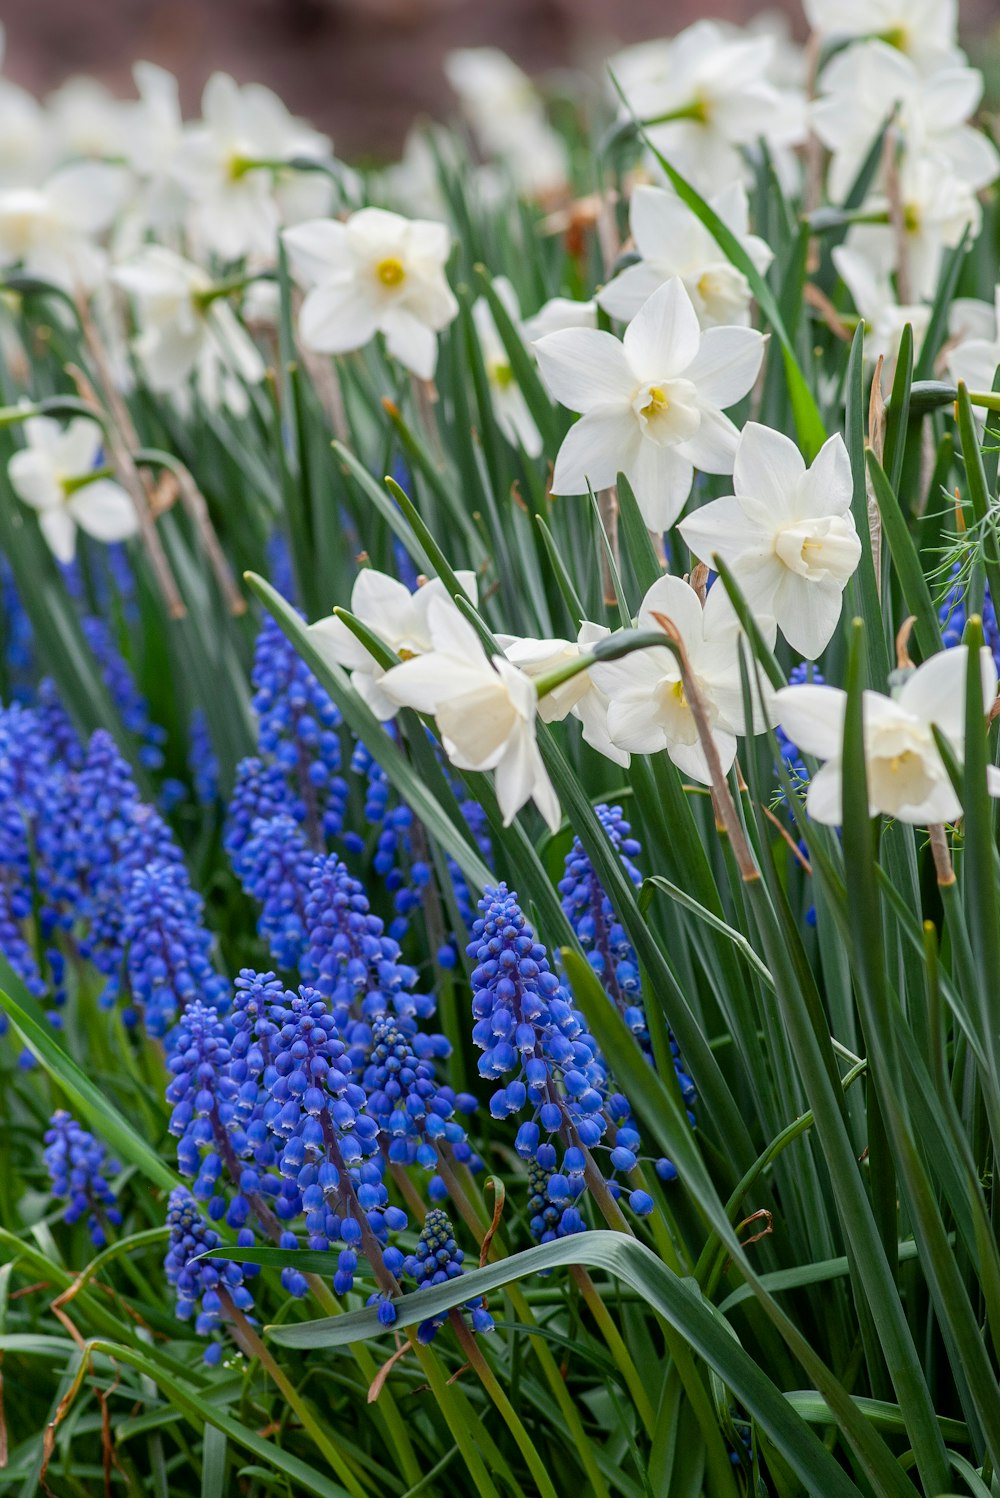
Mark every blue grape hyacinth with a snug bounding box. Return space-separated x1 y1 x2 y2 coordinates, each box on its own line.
44 1111 123 1248
164 1188 255 1363
403 1208 493 1342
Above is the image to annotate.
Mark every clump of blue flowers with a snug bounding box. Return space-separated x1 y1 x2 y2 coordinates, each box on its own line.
403 1208 493 1342
468 884 658 1221
164 1188 255 1364
44 1111 123 1248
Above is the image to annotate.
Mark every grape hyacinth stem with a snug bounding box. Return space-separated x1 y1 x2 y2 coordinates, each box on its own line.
217 1287 370 1498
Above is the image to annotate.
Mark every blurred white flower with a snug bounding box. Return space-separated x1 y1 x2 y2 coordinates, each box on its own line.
46 77 129 162
598 182 772 328
381 597 560 832
499 620 629 767
813 42 998 204
679 422 860 659
611 21 805 193
8 416 136 564
521 296 597 343
802 0 962 73
284 206 458 380
535 276 766 529
947 288 1000 414
175 73 332 261
113 246 265 413
0 161 125 292
832 240 929 377
835 158 980 303
0 78 48 189
309 567 478 721
444 48 568 197
472 278 541 457
119 63 186 241
774 647 1000 825
589 574 775 784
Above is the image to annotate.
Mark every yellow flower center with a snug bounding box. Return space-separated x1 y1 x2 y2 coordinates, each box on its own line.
889 750 917 774
376 257 406 288
671 678 687 706
492 362 515 389
641 385 669 419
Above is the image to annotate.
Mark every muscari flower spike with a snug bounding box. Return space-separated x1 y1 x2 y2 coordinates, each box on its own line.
164 1187 255 1364
467 884 658 1220
121 862 230 1035
44 1110 123 1248
402 1207 493 1342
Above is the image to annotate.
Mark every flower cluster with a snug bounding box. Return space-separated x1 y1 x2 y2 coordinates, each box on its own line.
44 1111 123 1248
468 885 659 1220
164 1188 256 1364
403 1208 493 1342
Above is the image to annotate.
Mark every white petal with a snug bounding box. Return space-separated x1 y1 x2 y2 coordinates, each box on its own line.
383 309 439 380
774 575 846 660
800 432 854 518
679 495 773 569
425 594 489 661
68 480 139 543
551 408 639 497
57 417 105 476
381 653 484 715
597 262 668 324
351 569 415 640
773 683 847 759
804 759 844 825
298 282 379 355
9 449 58 510
533 328 635 413
897 646 997 737
38 507 77 564
732 420 804 517
628 439 694 530
684 325 766 407
308 613 375 672
637 573 705 642
282 219 349 286
676 405 740 474
622 277 701 383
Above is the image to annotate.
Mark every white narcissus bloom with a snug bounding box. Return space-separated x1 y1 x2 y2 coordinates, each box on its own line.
598 183 773 329
499 621 629 768
309 568 479 722
535 276 766 530
813 43 998 205
841 159 981 303
380 598 560 833
283 207 458 381
8 417 137 564
46 76 130 161
679 423 861 659
113 247 265 412
0 162 125 292
802 0 961 74
774 648 1000 826
472 278 542 458
611 22 806 193
588 574 776 784
175 73 332 261
947 287 1000 418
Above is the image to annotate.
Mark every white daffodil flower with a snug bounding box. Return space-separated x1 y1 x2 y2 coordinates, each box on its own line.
0 161 125 292
679 423 861 660
774 647 1000 826
444 48 568 198
8 416 137 564
588 574 776 784
283 207 458 381
813 42 998 204
535 276 766 531
802 0 961 74
113 246 265 413
611 21 805 193
832 241 929 381
499 621 629 768
174 73 332 261
380 597 560 833
119 63 186 242
472 278 542 458
947 287 1000 420
841 160 980 303
46 76 130 161
598 183 773 329
309 568 479 722
521 296 597 343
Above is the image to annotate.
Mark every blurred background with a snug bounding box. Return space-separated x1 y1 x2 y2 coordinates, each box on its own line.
3 0 998 162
